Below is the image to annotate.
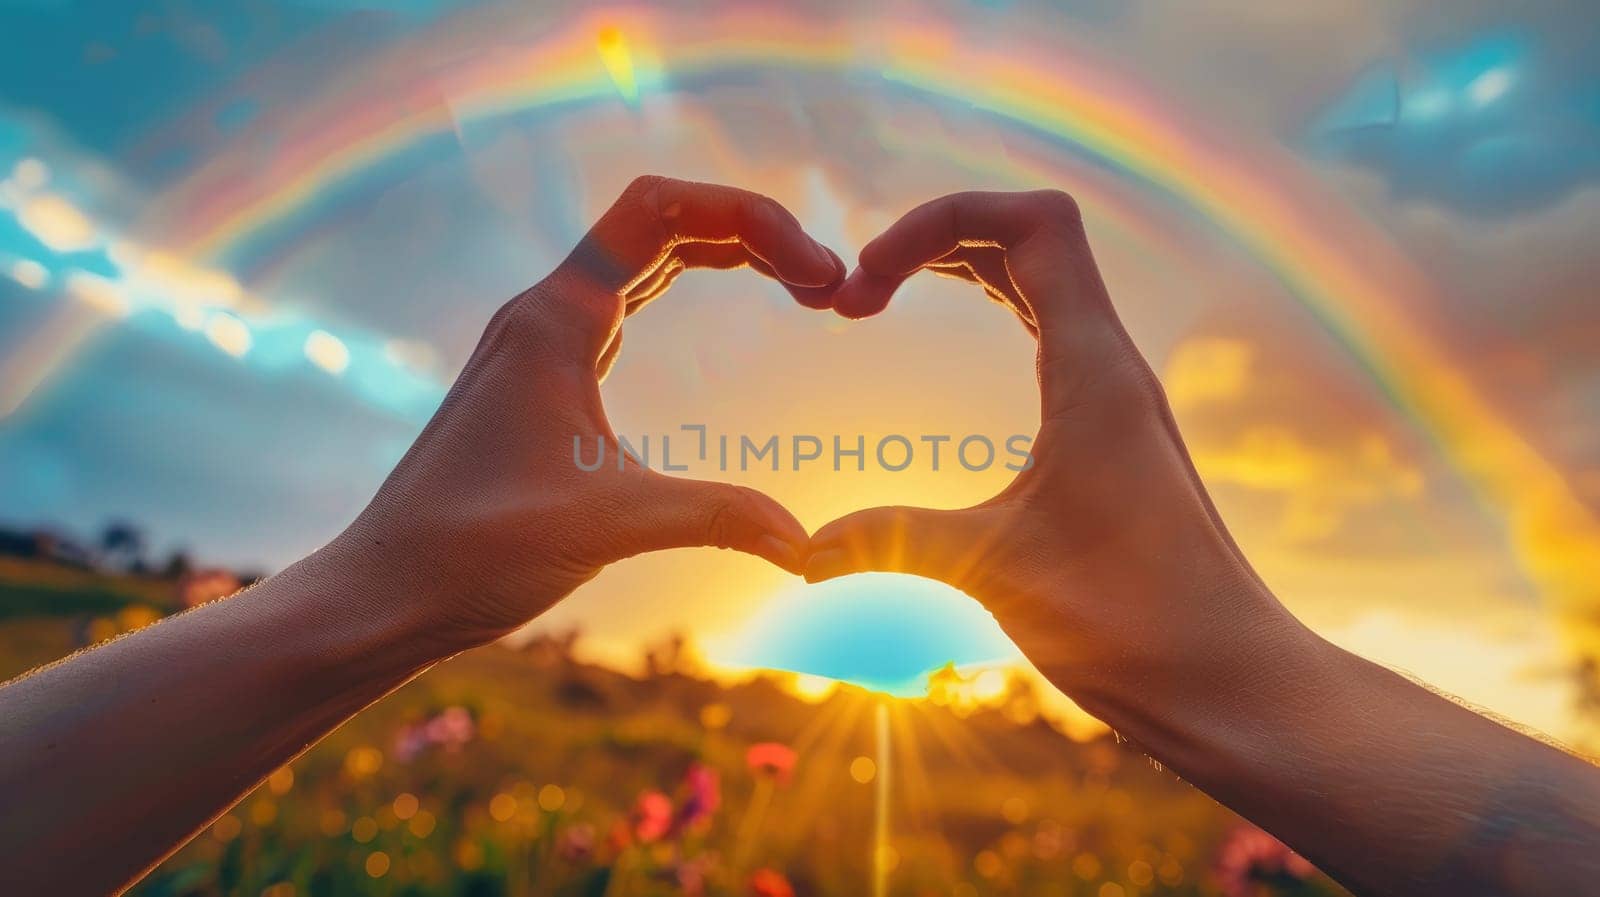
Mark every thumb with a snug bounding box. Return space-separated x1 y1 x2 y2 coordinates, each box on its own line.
804 505 1002 588
624 473 810 574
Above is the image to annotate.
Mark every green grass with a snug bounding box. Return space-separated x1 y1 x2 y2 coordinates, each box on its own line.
0 558 1347 897
0 555 172 621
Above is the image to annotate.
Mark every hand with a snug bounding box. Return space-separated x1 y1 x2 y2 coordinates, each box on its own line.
805 190 1308 729
336 176 843 651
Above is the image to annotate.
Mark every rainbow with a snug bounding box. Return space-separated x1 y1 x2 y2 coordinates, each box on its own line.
142 5 1600 649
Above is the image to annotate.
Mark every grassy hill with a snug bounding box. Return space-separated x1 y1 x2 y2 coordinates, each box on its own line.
1 557 1345 897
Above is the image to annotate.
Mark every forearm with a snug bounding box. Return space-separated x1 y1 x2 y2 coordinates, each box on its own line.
0 538 446 895
1090 584 1600 897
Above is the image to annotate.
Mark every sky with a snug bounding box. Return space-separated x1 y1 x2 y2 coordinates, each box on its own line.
0 0 1597 741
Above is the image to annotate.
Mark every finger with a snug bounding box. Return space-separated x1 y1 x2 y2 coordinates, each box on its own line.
624 241 761 309
596 328 623 382
928 245 1037 334
623 473 811 575
563 175 843 297
927 262 1039 338
951 245 1035 324
831 190 1104 328
626 241 840 315
859 191 1053 276
804 505 1004 589
831 191 1039 319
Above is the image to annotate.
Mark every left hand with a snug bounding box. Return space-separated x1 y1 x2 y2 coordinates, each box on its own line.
335 176 843 651
804 190 1300 726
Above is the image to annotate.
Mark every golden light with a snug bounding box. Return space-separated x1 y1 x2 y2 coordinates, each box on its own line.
488 792 517 822
250 799 277 826
343 745 383 778
18 193 96 251
210 814 242 842
1158 855 1185 885
115 604 160 632
1000 796 1029 824
454 838 485 870
172 303 206 331
132 251 243 309
538 783 566 811
11 157 49 190
409 810 437 838
1164 337 1253 409
364 851 390 878
871 702 891 897
66 272 130 318
698 702 732 729
849 755 876 784
596 25 638 105
789 673 839 702
6 259 47 289
304 329 350 375
392 792 419 820
267 766 294 796
204 312 253 358
971 668 1007 701
319 809 347 836
384 337 436 372
351 816 379 843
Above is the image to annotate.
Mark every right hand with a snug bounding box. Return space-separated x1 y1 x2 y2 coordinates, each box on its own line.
805 190 1310 729
336 176 841 652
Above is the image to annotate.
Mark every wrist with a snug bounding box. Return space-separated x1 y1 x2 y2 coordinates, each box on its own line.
1069 576 1339 771
282 530 475 671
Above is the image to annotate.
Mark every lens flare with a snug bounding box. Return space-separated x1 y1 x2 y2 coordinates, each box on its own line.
596 25 639 106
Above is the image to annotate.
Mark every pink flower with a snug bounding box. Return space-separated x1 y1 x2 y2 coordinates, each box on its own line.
631 790 673 843
745 742 797 785
394 706 476 762
424 705 475 749
675 763 721 834
1215 825 1316 897
747 868 795 897
392 722 430 763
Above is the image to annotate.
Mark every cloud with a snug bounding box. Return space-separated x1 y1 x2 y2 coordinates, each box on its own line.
1306 24 1600 214
1163 335 1426 541
1323 170 1600 489
1191 424 1423 540
1164 338 1255 409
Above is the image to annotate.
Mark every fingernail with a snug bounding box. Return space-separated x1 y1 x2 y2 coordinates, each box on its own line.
783 239 840 288
802 548 850 584
809 240 840 278
755 534 804 575
831 269 894 319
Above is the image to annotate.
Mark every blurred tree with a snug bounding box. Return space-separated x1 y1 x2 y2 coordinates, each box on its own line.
99 521 146 572
161 550 192 580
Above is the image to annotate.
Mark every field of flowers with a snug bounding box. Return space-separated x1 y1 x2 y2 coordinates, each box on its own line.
0 552 1348 897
